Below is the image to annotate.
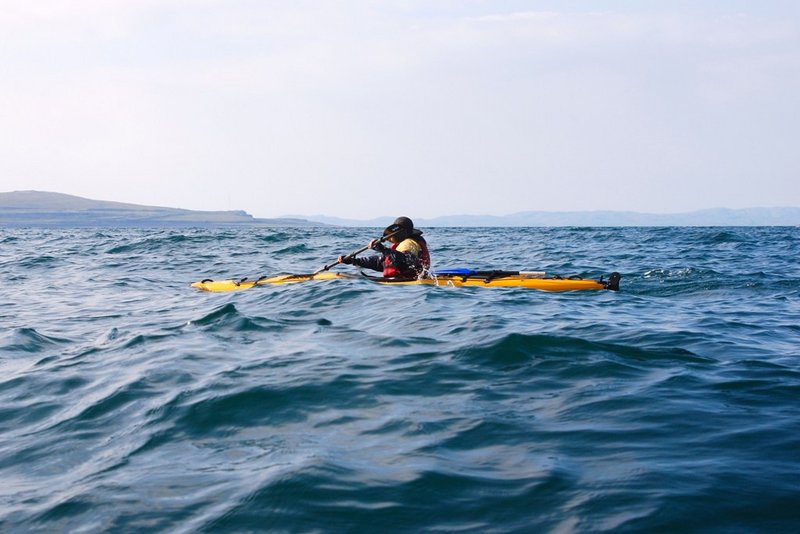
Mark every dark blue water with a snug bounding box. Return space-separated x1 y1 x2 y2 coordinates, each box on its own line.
2 226 799 533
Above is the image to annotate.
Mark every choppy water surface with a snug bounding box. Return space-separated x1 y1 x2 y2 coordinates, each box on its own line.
1 226 799 533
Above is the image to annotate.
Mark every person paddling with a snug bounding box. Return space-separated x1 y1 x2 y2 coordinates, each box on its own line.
338 216 431 278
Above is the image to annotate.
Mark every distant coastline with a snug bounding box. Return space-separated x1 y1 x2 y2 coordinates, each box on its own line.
2 190 799 227
0 191 317 228
305 207 800 227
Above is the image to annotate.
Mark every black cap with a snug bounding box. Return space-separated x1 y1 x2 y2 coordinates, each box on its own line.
383 216 422 238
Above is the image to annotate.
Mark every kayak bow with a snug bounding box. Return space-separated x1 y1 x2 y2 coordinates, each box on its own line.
191 270 621 293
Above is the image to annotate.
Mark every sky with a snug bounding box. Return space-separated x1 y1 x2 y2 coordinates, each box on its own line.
1 0 799 219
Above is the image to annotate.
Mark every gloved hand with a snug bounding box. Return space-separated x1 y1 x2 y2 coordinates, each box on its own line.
369 239 387 252
338 255 354 265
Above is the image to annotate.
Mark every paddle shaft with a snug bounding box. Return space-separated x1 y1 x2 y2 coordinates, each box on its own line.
315 229 402 274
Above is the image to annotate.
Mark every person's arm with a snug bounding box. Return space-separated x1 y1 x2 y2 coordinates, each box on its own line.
342 254 383 272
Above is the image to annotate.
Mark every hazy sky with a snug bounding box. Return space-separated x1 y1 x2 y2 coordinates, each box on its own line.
2 1 799 219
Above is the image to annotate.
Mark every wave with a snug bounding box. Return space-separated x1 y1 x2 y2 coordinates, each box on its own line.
707 229 750 243
256 232 295 243
188 303 288 333
12 255 61 269
274 244 312 254
104 230 243 254
104 234 191 254
1 327 72 353
632 267 795 296
453 332 708 368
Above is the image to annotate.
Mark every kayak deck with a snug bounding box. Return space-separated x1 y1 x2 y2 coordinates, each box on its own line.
191 271 621 293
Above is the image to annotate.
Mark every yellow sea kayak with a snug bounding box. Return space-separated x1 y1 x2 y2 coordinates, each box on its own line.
191 270 621 293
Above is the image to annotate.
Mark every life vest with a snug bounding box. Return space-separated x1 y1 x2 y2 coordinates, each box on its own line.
383 236 431 278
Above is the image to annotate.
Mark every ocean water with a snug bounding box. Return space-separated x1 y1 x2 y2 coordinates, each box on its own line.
1 226 799 533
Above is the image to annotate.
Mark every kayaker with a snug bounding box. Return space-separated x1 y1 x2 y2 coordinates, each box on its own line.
338 216 431 278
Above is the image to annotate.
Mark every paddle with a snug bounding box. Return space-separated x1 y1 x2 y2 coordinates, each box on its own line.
313 229 403 275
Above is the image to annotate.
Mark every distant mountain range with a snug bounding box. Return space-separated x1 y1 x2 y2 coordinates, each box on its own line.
2 190 799 227
297 207 800 227
0 191 316 227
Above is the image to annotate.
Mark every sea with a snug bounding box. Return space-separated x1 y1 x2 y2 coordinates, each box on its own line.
1 226 798 533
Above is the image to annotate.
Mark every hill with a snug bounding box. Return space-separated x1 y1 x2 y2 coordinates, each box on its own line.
0 191 317 227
